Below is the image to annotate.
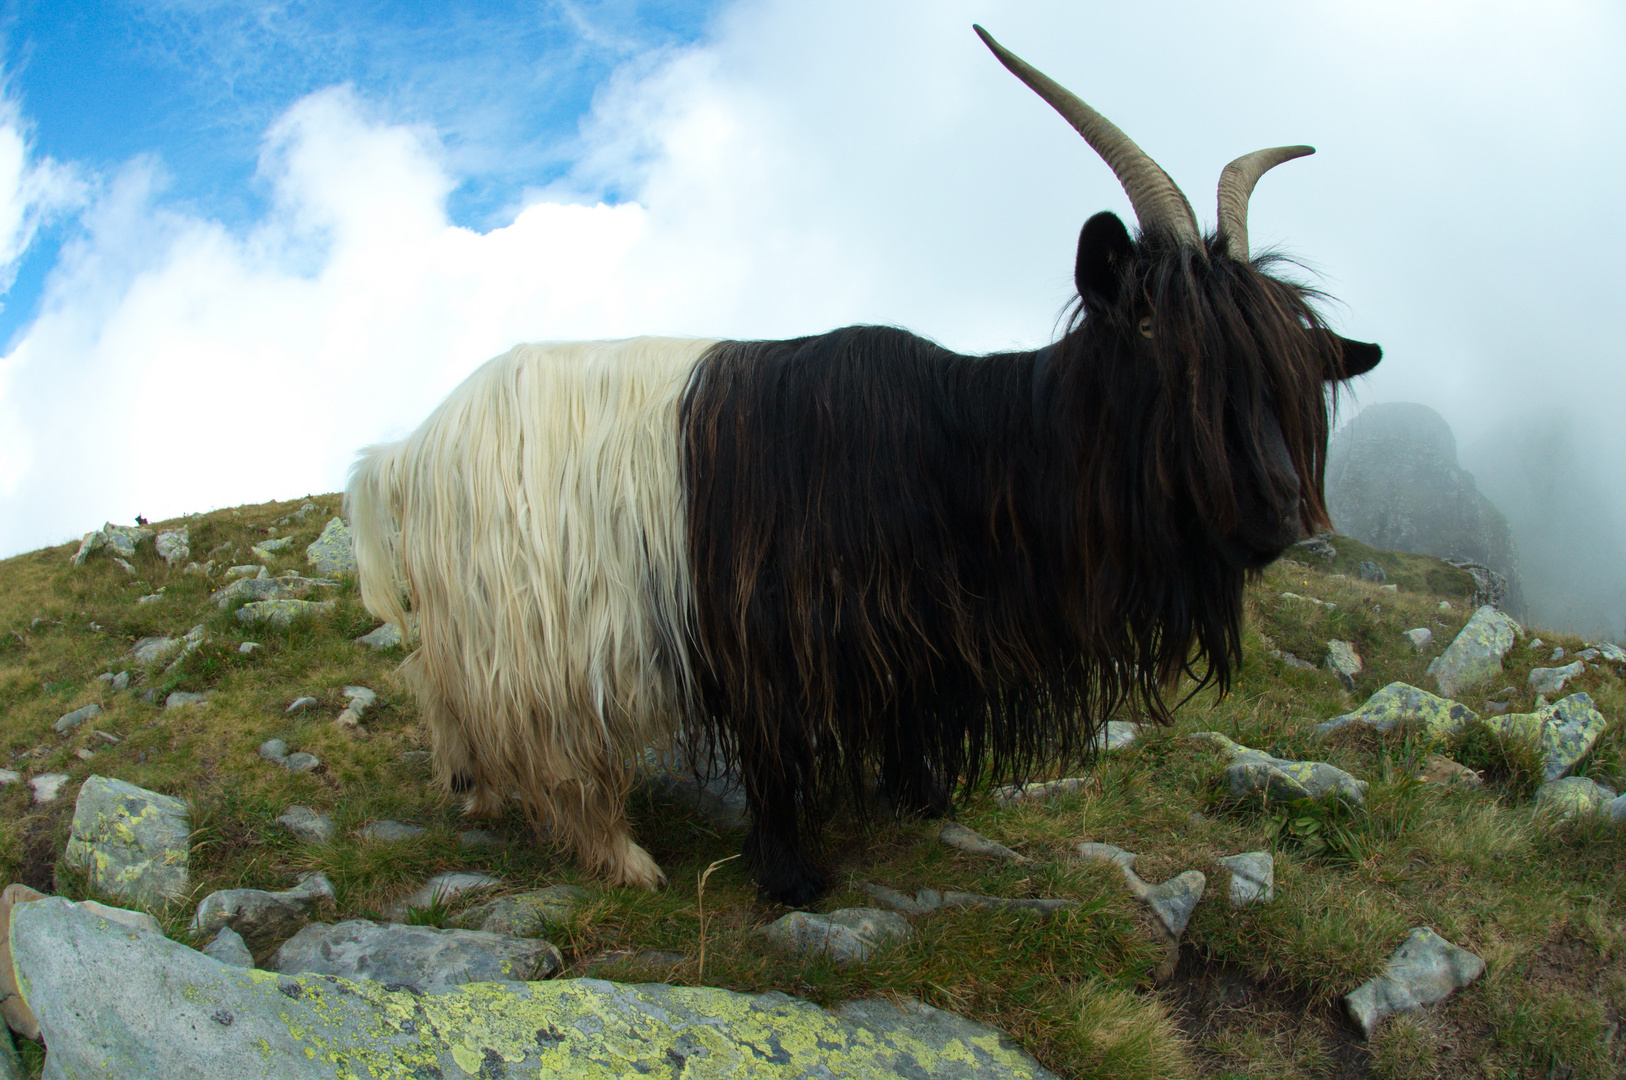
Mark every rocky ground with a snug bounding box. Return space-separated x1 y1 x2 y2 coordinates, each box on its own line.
0 502 1622 1079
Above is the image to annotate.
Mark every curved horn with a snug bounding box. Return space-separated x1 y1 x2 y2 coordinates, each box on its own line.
1216 145 1314 261
974 24 1200 246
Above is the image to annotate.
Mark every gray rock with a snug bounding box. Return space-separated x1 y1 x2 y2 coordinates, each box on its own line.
53 702 102 734
1603 792 1626 824
136 590 166 604
77 899 164 935
1075 843 1206 946
275 805 334 844
1358 560 1387 583
1404 627 1434 651
155 527 190 568
1528 660 1585 697
1190 732 1369 805
358 820 427 841
305 517 356 576
1314 681 1477 740
1344 927 1485 1037
237 641 260 655
758 907 913 965
1575 648 1600 662
258 738 289 764
250 536 295 561
61 775 190 905
1594 641 1626 663
0 769 18 786
211 575 337 609
1427 605 1523 698
1481 693 1610 783
451 885 590 936
10 898 1058 1080
1533 776 1618 820
275 918 562 990
28 773 69 803
386 872 503 921
165 691 210 709
1216 852 1274 907
858 882 1074 918
457 828 504 848
1325 640 1363 690
69 529 105 566
224 563 264 579
101 524 154 559
284 696 318 714
1296 534 1337 560
235 599 335 628
342 685 377 709
192 876 335 959
202 926 254 968
1094 720 1140 751
1550 646 1566 662
284 752 321 773
354 622 402 649
129 635 181 666
1280 590 1336 610
640 746 750 831
939 821 1026 861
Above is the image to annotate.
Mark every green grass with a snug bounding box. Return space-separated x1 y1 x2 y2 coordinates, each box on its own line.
2 511 1623 1079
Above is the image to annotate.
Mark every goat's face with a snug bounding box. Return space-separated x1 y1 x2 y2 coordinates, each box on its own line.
1070 210 1381 572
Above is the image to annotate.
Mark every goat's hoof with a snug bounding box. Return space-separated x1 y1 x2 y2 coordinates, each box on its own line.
757 870 826 909
610 841 667 892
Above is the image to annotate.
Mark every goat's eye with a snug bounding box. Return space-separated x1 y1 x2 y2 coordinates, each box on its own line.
1138 316 1153 339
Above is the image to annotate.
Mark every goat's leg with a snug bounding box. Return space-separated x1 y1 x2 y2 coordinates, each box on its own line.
878 716 951 819
740 743 824 907
535 767 666 892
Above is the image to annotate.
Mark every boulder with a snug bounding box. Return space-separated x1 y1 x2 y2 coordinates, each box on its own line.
100 524 154 559
757 907 912 965
1532 776 1617 820
1344 927 1485 1037
305 517 356 576
235 599 335 628
61 775 191 906
1314 681 1477 740
1480 693 1609 783
10 899 1057 1080
1527 660 1585 697
1190 732 1368 805
275 918 562 990
1427 605 1522 698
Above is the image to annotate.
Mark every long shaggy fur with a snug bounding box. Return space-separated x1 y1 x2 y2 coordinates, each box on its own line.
347 337 713 888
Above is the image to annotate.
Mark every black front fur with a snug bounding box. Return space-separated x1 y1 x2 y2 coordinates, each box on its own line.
679 218 1377 905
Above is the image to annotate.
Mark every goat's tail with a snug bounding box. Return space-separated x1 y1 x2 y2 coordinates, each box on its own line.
345 444 414 642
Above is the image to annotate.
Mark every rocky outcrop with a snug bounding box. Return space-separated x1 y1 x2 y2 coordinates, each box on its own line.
1326 403 1521 611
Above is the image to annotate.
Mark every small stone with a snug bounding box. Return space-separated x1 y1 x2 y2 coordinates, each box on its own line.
95 731 120 744
451 885 589 936
938 821 1026 862
0 769 18 785
137 592 165 605
1403 628 1434 651
758 908 913 965
341 686 377 710
305 518 356 576
1280 591 1336 610
112 671 129 691
990 776 1095 806
129 635 181 666
202 926 254 968
165 691 210 709
1325 640 1363 690
193 876 338 958
258 739 290 764
335 706 363 728
1418 754 1483 789
1358 560 1387 583
457 829 504 849
75 748 95 761
1216 852 1273 907
29 773 70 803
1438 600 1453 612
1533 776 1617 820
285 696 319 715
238 642 260 655
386 872 503 921
1094 721 1140 751
1527 661 1585 698
250 536 295 561
225 564 262 579
1344 927 1485 1037
274 919 562 990
1575 648 1600 662
354 622 402 650
1190 732 1369 805
1075 842 1137 870
358 820 428 842
1593 641 1626 663
1603 793 1626 824
284 753 321 774
276 806 335 844
54 703 102 734
1550 646 1566 662
62 775 190 905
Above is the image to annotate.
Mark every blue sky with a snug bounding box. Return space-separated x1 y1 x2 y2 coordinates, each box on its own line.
0 0 1622 636
0 0 722 342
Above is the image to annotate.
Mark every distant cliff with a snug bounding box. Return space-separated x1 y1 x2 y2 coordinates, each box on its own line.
1326 403 1522 612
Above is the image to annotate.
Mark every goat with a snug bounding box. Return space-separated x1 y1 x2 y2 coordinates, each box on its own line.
348 26 1381 904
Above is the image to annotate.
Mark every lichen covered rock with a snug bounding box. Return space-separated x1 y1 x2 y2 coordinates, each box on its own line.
1315 681 1478 740
1427 605 1522 698
1344 927 1485 1037
235 598 335 628
1481 693 1608 783
305 516 357 576
61 775 190 906
1190 732 1368 805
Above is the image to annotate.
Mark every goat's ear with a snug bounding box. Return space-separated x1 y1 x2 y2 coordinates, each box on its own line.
1323 332 1382 380
1075 211 1134 310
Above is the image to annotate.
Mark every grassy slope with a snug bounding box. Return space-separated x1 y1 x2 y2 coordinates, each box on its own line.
1 502 1622 1080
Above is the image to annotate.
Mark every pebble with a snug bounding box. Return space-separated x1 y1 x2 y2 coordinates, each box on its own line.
276 805 335 844
285 697 319 715
29 774 70 803
164 692 210 709
54 703 102 734
238 642 261 655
